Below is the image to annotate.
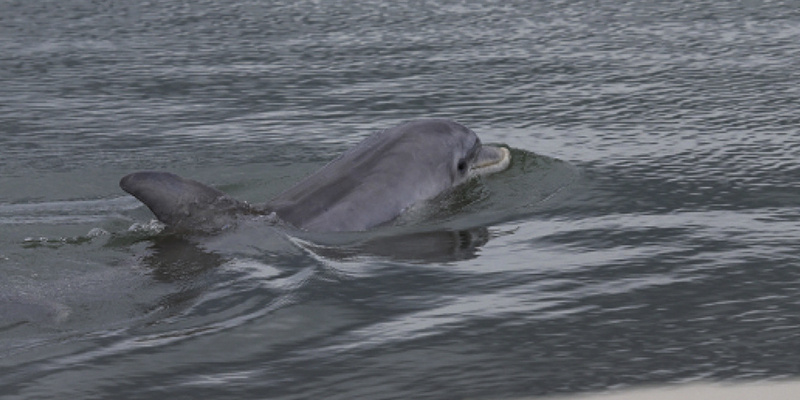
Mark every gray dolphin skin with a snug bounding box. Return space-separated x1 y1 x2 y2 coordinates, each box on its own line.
120 119 511 233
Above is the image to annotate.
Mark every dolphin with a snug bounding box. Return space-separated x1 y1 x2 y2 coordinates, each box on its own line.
120 119 511 233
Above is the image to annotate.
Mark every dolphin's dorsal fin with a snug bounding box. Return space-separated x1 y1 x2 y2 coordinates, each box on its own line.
120 171 255 232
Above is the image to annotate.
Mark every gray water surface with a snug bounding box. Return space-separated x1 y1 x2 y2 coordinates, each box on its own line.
2 1 800 399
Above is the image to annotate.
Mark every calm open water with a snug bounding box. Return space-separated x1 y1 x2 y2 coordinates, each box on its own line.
2 1 800 399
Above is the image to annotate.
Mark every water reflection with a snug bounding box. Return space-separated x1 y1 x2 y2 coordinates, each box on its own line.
137 224 492 280
298 227 490 263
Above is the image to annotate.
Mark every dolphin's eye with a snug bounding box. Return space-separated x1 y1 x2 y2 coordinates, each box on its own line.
457 159 468 174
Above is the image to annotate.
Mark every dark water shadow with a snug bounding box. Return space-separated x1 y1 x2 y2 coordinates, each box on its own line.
135 234 225 281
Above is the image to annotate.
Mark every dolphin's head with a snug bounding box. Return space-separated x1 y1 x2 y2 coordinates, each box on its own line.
269 119 511 232
386 119 510 188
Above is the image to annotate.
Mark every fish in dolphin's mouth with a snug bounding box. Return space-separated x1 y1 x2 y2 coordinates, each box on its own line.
468 145 511 178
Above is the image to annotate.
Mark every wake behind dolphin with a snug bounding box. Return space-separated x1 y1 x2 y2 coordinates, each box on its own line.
120 119 511 233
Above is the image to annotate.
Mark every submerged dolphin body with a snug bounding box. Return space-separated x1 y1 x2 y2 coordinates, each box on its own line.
120 119 511 233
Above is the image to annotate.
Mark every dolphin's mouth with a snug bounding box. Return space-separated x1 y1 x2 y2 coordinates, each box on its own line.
469 145 511 178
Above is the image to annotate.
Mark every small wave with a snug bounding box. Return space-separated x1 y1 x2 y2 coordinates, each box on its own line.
0 197 138 225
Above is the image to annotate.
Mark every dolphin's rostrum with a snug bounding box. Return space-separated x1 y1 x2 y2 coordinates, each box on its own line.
120 119 510 233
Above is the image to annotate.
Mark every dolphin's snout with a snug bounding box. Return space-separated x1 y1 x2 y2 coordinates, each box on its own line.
470 145 511 177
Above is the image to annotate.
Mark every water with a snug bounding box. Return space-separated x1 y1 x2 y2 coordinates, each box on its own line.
2 0 800 399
